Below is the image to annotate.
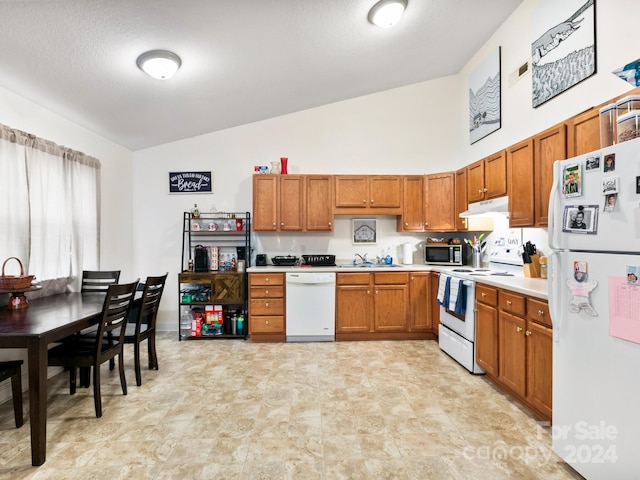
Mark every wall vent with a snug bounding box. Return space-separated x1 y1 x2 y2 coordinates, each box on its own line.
508 60 531 87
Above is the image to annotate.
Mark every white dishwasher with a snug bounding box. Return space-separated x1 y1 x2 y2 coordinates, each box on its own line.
285 271 336 342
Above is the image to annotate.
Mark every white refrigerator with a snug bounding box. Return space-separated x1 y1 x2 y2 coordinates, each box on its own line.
549 138 640 479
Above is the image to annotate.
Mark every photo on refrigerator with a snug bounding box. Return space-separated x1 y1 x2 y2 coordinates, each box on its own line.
562 205 598 234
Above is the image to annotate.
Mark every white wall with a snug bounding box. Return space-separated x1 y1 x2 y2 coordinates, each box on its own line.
456 0 640 163
132 77 462 329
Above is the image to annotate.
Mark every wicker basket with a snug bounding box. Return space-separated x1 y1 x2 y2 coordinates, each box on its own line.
0 257 35 290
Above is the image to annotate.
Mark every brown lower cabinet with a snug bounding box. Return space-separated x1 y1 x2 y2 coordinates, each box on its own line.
429 271 440 336
476 284 552 421
248 273 285 342
335 271 435 341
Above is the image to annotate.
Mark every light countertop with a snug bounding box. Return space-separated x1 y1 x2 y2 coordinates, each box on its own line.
247 263 549 300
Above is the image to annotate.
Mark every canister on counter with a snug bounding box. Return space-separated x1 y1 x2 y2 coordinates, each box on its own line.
599 103 616 148
617 111 640 143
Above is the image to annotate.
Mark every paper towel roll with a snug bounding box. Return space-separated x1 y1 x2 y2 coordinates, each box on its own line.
402 243 413 265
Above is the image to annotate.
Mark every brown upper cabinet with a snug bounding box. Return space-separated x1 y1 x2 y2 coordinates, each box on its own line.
398 175 425 232
334 175 402 214
507 138 535 228
305 175 333 231
455 168 468 231
566 106 601 158
467 150 507 204
425 172 456 231
252 174 279 231
252 174 304 231
534 123 567 227
253 174 334 232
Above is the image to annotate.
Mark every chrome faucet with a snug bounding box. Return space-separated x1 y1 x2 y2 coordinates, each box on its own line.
354 253 371 264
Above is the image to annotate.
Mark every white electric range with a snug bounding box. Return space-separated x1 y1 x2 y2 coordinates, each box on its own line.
438 242 523 373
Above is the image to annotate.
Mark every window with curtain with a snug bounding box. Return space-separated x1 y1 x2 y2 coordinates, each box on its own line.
0 122 101 299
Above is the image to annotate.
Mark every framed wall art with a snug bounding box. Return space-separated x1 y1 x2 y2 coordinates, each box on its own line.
469 47 501 144
531 0 596 108
169 171 212 193
352 219 377 245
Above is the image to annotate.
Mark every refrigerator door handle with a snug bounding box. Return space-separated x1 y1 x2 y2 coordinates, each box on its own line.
548 161 561 251
548 250 561 342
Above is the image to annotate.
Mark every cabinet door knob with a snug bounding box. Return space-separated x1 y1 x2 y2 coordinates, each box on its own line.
483 188 488 193
367 290 370 295
516 326 523 333
537 309 544 316
265 320 269 325
265 290 269 295
481 292 487 297
370 199 374 204
272 222 276 226
478 189 482 194
265 302 269 307
265 278 269 282
362 199 366 204
375 290 378 294
328 222 332 227
425 222 429 227
405 222 408 227
525 330 532 336
506 300 512 306
280 222 284 226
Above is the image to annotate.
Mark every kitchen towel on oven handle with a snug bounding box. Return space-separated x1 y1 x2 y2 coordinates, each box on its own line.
436 274 451 306
448 279 467 315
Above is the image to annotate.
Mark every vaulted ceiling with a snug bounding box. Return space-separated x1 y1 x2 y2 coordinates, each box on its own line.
0 0 523 150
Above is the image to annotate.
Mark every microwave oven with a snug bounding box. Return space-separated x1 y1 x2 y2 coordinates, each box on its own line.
424 244 464 266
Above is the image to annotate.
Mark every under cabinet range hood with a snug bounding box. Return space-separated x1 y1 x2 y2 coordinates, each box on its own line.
459 196 509 218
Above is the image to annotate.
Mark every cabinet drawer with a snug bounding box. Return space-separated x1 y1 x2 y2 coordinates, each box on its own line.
179 273 211 284
249 273 284 287
374 272 409 285
476 284 498 306
250 285 284 299
527 297 551 327
337 273 371 285
250 316 285 333
499 290 526 316
250 298 284 315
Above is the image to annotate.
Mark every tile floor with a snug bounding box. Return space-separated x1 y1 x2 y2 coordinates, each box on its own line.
0 335 584 479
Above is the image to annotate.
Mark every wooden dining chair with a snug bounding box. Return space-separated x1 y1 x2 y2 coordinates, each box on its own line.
48 280 138 418
123 273 167 386
81 270 121 293
0 360 24 428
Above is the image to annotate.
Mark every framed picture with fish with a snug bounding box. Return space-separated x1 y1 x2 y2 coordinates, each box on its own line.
531 0 596 108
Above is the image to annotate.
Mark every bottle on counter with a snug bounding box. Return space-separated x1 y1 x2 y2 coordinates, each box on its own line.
190 203 200 218
180 309 192 337
237 314 245 336
231 314 237 335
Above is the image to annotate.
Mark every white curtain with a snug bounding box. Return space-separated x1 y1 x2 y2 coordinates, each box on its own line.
0 122 100 298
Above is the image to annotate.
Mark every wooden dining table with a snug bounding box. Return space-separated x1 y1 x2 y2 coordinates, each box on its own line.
0 292 109 466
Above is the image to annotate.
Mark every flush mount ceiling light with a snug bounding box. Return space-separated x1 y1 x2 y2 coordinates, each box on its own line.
136 50 181 80
368 0 408 28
